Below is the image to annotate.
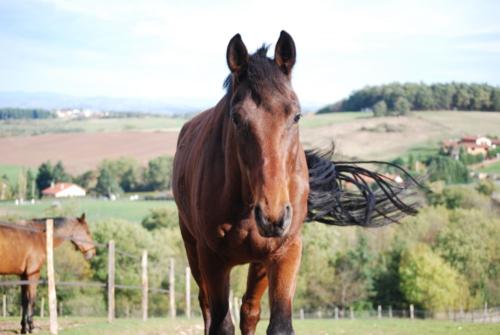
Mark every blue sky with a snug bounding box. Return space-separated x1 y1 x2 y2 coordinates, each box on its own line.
1 0 500 109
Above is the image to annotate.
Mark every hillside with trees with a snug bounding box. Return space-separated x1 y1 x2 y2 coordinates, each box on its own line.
317 82 500 116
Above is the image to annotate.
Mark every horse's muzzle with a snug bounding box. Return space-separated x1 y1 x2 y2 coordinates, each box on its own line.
254 203 293 238
84 248 96 260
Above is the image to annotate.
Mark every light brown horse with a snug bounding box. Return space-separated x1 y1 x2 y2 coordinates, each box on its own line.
173 31 418 335
0 214 96 334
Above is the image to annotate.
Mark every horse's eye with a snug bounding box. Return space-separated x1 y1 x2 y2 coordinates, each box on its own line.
293 113 302 123
231 112 242 127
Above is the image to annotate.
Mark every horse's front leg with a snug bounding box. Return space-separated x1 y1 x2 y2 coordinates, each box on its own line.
20 275 29 334
266 238 302 335
240 263 268 335
27 272 40 333
198 245 234 335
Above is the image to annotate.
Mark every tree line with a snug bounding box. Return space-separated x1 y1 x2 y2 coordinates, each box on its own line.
0 156 173 200
317 82 500 116
0 108 54 120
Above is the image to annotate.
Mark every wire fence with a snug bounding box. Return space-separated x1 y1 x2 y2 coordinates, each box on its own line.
1 219 499 334
0 219 195 334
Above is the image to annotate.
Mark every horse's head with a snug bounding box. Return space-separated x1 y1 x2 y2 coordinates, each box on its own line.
225 31 302 238
70 213 96 260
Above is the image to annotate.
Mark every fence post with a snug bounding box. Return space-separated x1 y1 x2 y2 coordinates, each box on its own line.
185 267 191 319
349 306 354 320
169 258 176 318
410 304 414 320
107 240 115 323
141 250 148 321
300 308 304 320
40 297 44 318
334 306 339 320
46 219 58 335
483 302 488 322
378 305 382 319
58 302 63 317
389 305 392 319
2 294 6 317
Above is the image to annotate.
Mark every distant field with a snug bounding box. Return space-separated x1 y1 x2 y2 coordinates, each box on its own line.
0 317 495 335
0 197 177 223
479 160 500 174
0 116 187 137
0 164 23 184
1 111 500 172
0 131 179 173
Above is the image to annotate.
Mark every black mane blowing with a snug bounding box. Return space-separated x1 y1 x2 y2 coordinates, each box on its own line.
305 150 421 227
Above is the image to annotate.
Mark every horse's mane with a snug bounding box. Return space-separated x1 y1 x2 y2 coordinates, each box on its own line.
306 149 422 227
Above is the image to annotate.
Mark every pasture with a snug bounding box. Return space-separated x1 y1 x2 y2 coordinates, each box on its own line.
0 197 176 223
0 317 498 335
1 111 500 174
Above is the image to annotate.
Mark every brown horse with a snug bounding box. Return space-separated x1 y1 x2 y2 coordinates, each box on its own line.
173 31 418 335
0 214 96 334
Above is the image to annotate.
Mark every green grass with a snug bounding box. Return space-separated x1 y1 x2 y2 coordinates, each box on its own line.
478 160 500 174
0 116 188 137
301 111 370 128
0 164 24 184
16 317 499 335
0 197 177 223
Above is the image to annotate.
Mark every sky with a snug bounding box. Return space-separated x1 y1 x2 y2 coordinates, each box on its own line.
1 0 500 109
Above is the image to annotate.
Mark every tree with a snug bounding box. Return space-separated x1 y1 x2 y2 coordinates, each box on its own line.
372 100 388 117
52 161 71 182
141 208 178 231
394 97 411 115
95 166 122 197
144 156 173 191
426 156 469 184
36 162 54 196
399 244 470 311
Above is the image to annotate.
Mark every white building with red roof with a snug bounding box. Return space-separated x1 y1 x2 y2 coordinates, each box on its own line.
42 183 86 198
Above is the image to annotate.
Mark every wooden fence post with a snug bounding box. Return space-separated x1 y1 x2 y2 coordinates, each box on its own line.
40 297 44 318
378 305 382 319
141 250 148 321
334 306 339 320
46 219 58 335
58 302 63 317
107 240 115 323
389 305 392 319
483 302 488 322
169 258 176 318
349 306 354 320
410 304 414 320
299 308 304 320
2 294 6 317
185 267 191 319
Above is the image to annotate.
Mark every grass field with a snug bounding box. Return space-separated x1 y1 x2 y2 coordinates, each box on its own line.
1 317 496 335
0 197 177 223
1 111 500 173
0 116 188 137
478 160 500 174
0 164 23 184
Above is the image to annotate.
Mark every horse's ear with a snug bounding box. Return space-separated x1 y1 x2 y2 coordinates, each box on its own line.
78 213 86 222
226 33 248 75
274 30 296 76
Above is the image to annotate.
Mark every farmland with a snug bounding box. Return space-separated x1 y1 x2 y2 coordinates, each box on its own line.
0 317 497 335
0 197 176 223
1 111 500 174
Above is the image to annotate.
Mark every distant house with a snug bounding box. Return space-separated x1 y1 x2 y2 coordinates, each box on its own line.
42 183 86 198
443 135 498 158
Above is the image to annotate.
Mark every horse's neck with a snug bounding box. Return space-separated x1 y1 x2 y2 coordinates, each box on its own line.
53 220 74 247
